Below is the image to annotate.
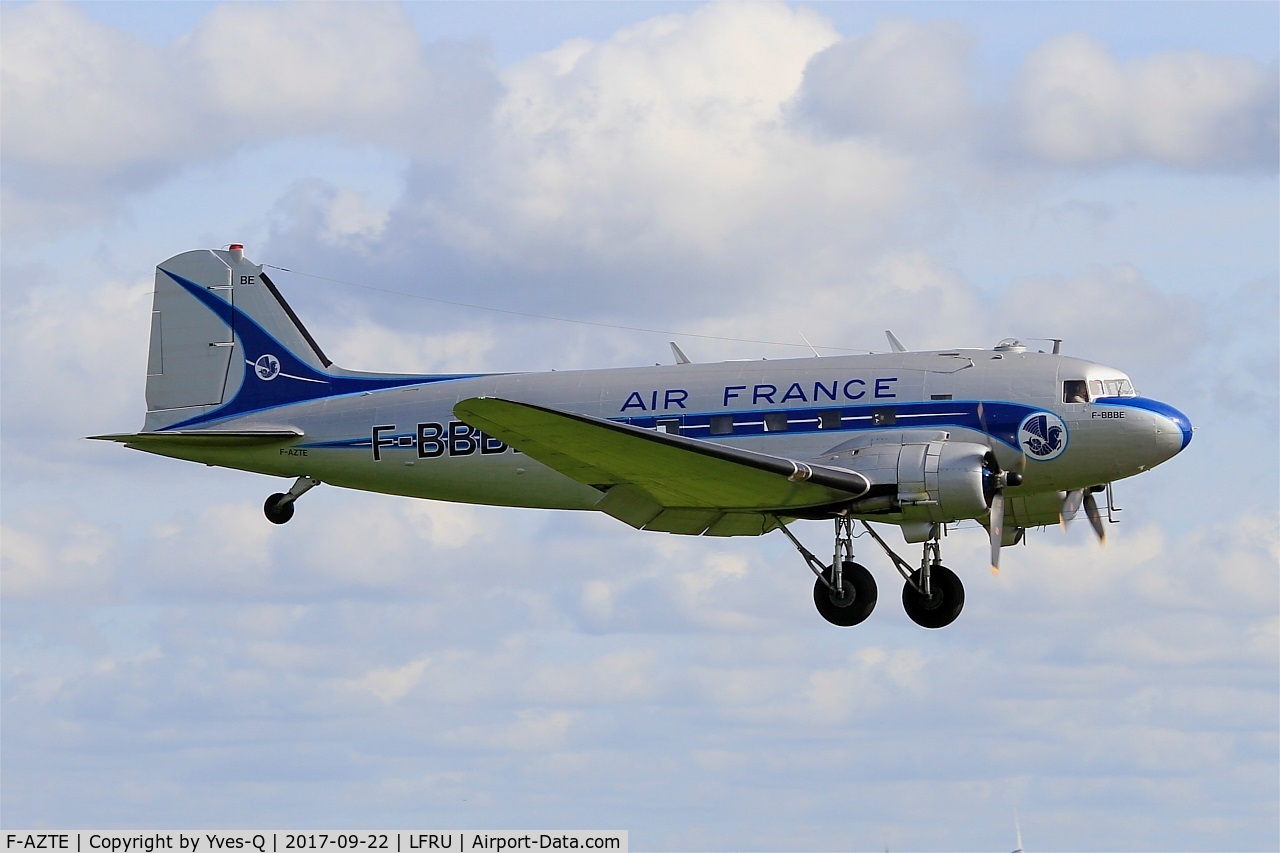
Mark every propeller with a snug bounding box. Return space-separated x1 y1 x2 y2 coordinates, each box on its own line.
978 402 1025 575
1062 486 1107 544
1060 488 1084 524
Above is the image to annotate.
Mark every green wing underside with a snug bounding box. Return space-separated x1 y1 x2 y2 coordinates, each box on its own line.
454 397 870 536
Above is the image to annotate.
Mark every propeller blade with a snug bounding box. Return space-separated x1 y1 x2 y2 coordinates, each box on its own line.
1060 489 1084 528
978 401 1026 476
989 490 1005 575
1013 440 1027 476
1084 491 1107 544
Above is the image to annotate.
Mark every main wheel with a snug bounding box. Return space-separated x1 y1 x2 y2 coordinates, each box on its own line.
263 493 295 525
902 564 964 629
813 561 877 626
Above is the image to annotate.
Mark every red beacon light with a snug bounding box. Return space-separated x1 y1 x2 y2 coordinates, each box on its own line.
228 243 244 263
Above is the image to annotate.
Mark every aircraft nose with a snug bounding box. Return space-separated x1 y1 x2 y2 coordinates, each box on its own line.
1146 399 1194 460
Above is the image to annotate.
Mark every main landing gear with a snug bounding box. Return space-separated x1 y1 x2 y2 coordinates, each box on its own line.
263 475 321 524
777 518 878 626
777 517 965 629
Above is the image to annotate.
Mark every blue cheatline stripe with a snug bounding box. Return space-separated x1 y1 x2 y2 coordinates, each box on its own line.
157 269 484 430
620 400 1035 450
300 400 1043 454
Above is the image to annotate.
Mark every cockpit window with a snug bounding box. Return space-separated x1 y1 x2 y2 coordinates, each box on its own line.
1097 378 1137 397
1063 380 1089 403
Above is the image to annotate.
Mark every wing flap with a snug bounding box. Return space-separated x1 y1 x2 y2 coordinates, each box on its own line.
454 397 869 512
594 484 664 528
640 509 725 535
704 512 782 537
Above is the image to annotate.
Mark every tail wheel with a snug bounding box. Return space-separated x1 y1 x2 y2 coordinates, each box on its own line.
264 493 295 525
814 561 877 626
902 565 964 629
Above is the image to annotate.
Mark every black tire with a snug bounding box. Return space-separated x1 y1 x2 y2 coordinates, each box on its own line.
902 564 964 629
813 561 877 626
264 493 295 525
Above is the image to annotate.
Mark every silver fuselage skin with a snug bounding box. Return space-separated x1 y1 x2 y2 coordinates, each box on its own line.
143 348 1192 530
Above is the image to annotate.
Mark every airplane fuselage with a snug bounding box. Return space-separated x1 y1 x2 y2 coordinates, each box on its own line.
143 348 1191 530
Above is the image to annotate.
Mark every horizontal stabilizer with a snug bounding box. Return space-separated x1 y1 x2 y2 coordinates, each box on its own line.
88 429 302 449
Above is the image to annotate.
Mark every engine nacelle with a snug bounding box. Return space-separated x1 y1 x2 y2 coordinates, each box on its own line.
894 439 991 523
821 432 992 523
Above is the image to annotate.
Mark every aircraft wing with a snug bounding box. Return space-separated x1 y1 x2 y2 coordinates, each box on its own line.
454 397 870 536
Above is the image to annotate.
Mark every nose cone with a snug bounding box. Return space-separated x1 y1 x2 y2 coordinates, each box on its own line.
1131 397 1193 461
1161 402 1194 452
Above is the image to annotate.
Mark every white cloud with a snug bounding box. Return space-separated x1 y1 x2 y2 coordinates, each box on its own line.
0 3 199 172
997 263 1204 376
0 518 118 600
399 502 485 551
144 503 277 597
190 4 429 137
441 708 578 752
526 649 661 704
0 1 497 235
421 1 913 272
794 19 976 143
802 646 927 724
667 249 992 360
0 274 152 454
132 494 495 602
324 316 496 376
1016 34 1278 169
323 188 392 245
347 657 429 703
267 180 394 251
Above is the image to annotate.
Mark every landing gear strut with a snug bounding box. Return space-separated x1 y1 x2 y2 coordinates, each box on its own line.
264 475 321 524
899 538 965 629
777 517 877 626
860 524 965 629
778 518 966 629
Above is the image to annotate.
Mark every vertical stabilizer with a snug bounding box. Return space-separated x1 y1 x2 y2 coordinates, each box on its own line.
142 245 442 432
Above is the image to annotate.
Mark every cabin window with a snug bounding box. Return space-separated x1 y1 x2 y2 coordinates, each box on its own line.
657 417 682 436
709 415 733 436
1063 380 1089 403
764 412 789 432
930 394 953 401
819 410 842 429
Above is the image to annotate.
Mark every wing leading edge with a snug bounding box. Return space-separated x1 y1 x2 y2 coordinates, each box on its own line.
454 397 870 536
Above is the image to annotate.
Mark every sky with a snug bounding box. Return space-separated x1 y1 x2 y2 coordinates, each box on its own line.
1 1 1277 849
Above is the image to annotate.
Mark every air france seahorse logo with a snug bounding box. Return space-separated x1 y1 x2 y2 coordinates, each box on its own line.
245 353 327 386
254 354 282 381
1018 412 1067 461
